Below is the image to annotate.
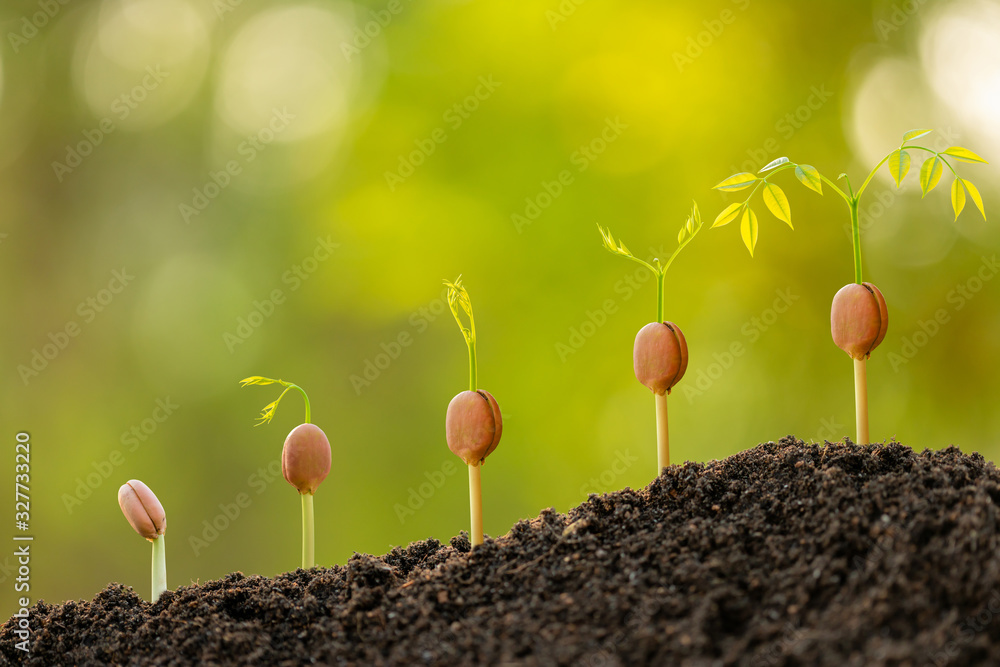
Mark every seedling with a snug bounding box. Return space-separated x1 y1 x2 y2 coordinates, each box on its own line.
444 276 502 548
711 130 987 442
240 376 331 568
598 201 703 475
117 479 167 602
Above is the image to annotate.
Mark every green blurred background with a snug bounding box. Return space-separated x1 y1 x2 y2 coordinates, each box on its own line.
2 0 999 619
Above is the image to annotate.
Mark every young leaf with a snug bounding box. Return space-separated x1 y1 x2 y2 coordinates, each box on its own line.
887 149 911 187
963 179 987 220
712 202 742 228
794 164 822 194
762 182 793 229
951 179 966 220
713 172 759 192
597 225 635 259
240 376 281 388
759 157 789 173
677 227 686 244
740 207 758 257
942 146 988 164
902 128 932 142
919 156 944 197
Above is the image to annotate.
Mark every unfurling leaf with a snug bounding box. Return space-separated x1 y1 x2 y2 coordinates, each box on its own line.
713 172 759 192
762 182 792 229
919 156 944 197
597 225 635 259
951 179 966 221
677 227 686 244
795 165 822 194
942 146 988 164
902 128 933 142
740 207 758 257
240 376 281 388
964 180 987 220
759 157 789 173
887 149 911 188
712 202 742 228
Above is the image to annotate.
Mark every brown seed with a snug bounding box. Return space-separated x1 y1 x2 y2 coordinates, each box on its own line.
282 423 332 495
118 480 166 541
633 322 689 395
446 390 502 465
831 282 889 359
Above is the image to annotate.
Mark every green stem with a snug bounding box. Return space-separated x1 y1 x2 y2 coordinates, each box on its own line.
850 199 863 284
468 337 478 392
301 493 315 569
151 535 167 603
656 270 665 323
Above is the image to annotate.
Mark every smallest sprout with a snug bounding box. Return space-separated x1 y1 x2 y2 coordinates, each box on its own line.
118 480 167 603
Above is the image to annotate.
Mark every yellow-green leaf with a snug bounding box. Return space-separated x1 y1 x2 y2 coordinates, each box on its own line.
964 179 987 220
713 172 759 192
740 207 758 257
942 146 988 164
903 128 932 142
712 202 742 228
919 156 943 197
677 227 686 244
759 157 789 173
887 149 910 188
794 164 822 194
951 179 966 221
762 182 792 229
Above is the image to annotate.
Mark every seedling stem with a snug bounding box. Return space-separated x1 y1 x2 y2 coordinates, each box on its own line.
655 393 669 472
301 494 315 568
854 358 869 444
468 463 483 547
151 536 166 602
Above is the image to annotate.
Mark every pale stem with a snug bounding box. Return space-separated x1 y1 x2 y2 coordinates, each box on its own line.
655 392 669 474
151 535 167 603
468 462 483 547
854 358 870 444
301 493 315 569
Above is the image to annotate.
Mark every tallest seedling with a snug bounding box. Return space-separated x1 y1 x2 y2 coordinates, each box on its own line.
598 201 703 475
711 129 988 443
444 276 502 548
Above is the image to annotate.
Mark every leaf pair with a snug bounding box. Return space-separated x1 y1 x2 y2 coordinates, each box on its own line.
445 275 476 347
239 376 297 425
887 129 987 221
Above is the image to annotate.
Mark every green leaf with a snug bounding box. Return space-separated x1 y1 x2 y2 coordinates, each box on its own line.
712 202 742 228
951 179 966 221
677 227 686 244
762 182 792 229
903 128 933 142
942 146 988 164
964 179 987 220
794 164 822 194
713 172 759 192
919 156 944 197
887 149 910 188
740 207 758 257
759 157 789 173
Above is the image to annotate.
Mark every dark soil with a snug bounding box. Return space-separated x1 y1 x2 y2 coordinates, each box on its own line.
6 437 1000 666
